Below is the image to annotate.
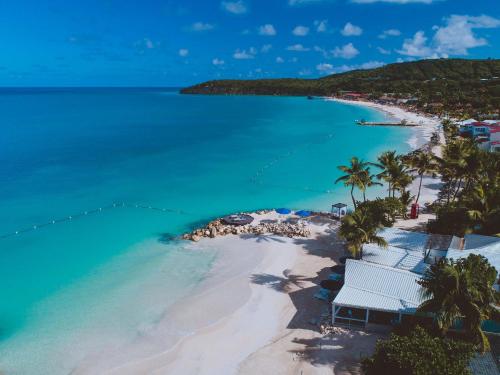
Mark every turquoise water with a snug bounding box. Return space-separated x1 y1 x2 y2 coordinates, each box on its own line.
0 88 412 373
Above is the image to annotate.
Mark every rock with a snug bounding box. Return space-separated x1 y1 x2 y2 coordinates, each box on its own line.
191 234 201 242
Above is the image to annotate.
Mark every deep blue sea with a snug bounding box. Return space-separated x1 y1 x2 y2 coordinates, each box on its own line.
0 88 413 373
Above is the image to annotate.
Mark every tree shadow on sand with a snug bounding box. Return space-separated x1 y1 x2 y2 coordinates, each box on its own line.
250 269 309 293
293 227 345 260
239 233 288 244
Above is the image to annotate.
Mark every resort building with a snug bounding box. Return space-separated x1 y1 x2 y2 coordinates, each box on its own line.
340 92 368 101
332 259 425 327
331 229 500 328
458 121 500 152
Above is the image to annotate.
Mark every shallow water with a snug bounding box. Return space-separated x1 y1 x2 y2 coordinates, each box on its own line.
0 88 413 373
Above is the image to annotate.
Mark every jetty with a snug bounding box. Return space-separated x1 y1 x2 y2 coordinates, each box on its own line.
355 120 419 127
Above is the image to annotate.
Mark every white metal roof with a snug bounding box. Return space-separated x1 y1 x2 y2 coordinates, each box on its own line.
463 234 500 250
333 259 425 313
378 228 429 252
446 241 500 273
362 243 428 274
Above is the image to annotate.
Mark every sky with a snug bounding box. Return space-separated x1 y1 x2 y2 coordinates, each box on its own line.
0 0 498 86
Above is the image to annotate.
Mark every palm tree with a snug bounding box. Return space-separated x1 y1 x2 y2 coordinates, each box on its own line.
359 169 383 202
391 162 414 197
418 255 498 352
338 207 388 259
399 190 415 219
335 157 369 209
407 151 438 204
372 151 399 197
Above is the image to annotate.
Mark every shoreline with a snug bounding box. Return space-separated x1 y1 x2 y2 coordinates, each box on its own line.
328 98 441 151
102 212 383 375
74 99 441 374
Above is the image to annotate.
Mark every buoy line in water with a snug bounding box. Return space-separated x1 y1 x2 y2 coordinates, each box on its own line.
249 132 335 193
0 202 189 240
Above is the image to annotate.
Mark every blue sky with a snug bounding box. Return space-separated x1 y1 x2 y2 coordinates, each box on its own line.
0 0 498 86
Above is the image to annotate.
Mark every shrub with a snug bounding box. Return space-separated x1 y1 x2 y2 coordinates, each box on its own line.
357 197 404 227
362 326 475 375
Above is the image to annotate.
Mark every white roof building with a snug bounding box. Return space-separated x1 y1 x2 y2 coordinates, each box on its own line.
362 243 428 274
331 229 500 327
332 260 425 325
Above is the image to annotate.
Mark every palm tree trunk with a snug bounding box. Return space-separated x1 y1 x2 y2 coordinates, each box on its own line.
416 174 423 204
388 182 391 198
452 178 463 202
350 184 356 209
363 189 366 202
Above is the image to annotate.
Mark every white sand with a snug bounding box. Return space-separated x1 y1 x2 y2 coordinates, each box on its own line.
330 98 445 230
329 98 441 150
77 100 444 374
90 213 384 375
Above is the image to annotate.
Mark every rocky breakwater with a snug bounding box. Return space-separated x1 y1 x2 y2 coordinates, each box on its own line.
182 213 311 242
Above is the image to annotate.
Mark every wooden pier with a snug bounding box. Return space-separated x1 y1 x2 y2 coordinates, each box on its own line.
355 120 419 127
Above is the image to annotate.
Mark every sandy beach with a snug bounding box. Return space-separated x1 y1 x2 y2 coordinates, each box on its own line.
329 98 441 150
92 101 442 375
102 212 384 375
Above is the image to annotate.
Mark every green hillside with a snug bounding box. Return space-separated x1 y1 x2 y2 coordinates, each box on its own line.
181 59 500 116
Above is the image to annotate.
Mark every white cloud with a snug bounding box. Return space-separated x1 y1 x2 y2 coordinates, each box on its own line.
397 14 500 58
233 47 257 59
212 58 225 65
433 14 500 55
276 56 285 63
187 22 215 32
298 69 313 76
332 43 359 59
377 46 391 55
397 31 433 57
316 63 334 73
178 48 189 57
290 57 299 62
258 24 277 36
261 44 273 53
292 25 310 36
134 38 159 51
316 61 385 75
286 44 310 51
341 22 363 36
336 61 386 72
289 0 333 5
314 20 329 33
221 1 248 14
378 29 401 39
352 0 438 3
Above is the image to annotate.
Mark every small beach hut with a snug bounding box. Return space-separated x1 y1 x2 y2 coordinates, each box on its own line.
331 203 347 219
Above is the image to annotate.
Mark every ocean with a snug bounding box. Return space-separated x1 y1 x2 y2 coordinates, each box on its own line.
0 88 413 373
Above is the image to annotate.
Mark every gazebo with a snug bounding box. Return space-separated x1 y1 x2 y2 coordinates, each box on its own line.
331 203 347 219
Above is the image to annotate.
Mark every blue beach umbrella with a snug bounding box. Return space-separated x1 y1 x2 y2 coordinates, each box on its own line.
295 210 311 217
275 208 291 215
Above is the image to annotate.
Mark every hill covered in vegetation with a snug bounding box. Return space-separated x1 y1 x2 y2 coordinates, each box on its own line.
181 59 500 116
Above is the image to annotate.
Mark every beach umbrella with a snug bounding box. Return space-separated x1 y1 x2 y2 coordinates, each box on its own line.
295 210 311 217
275 208 291 215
